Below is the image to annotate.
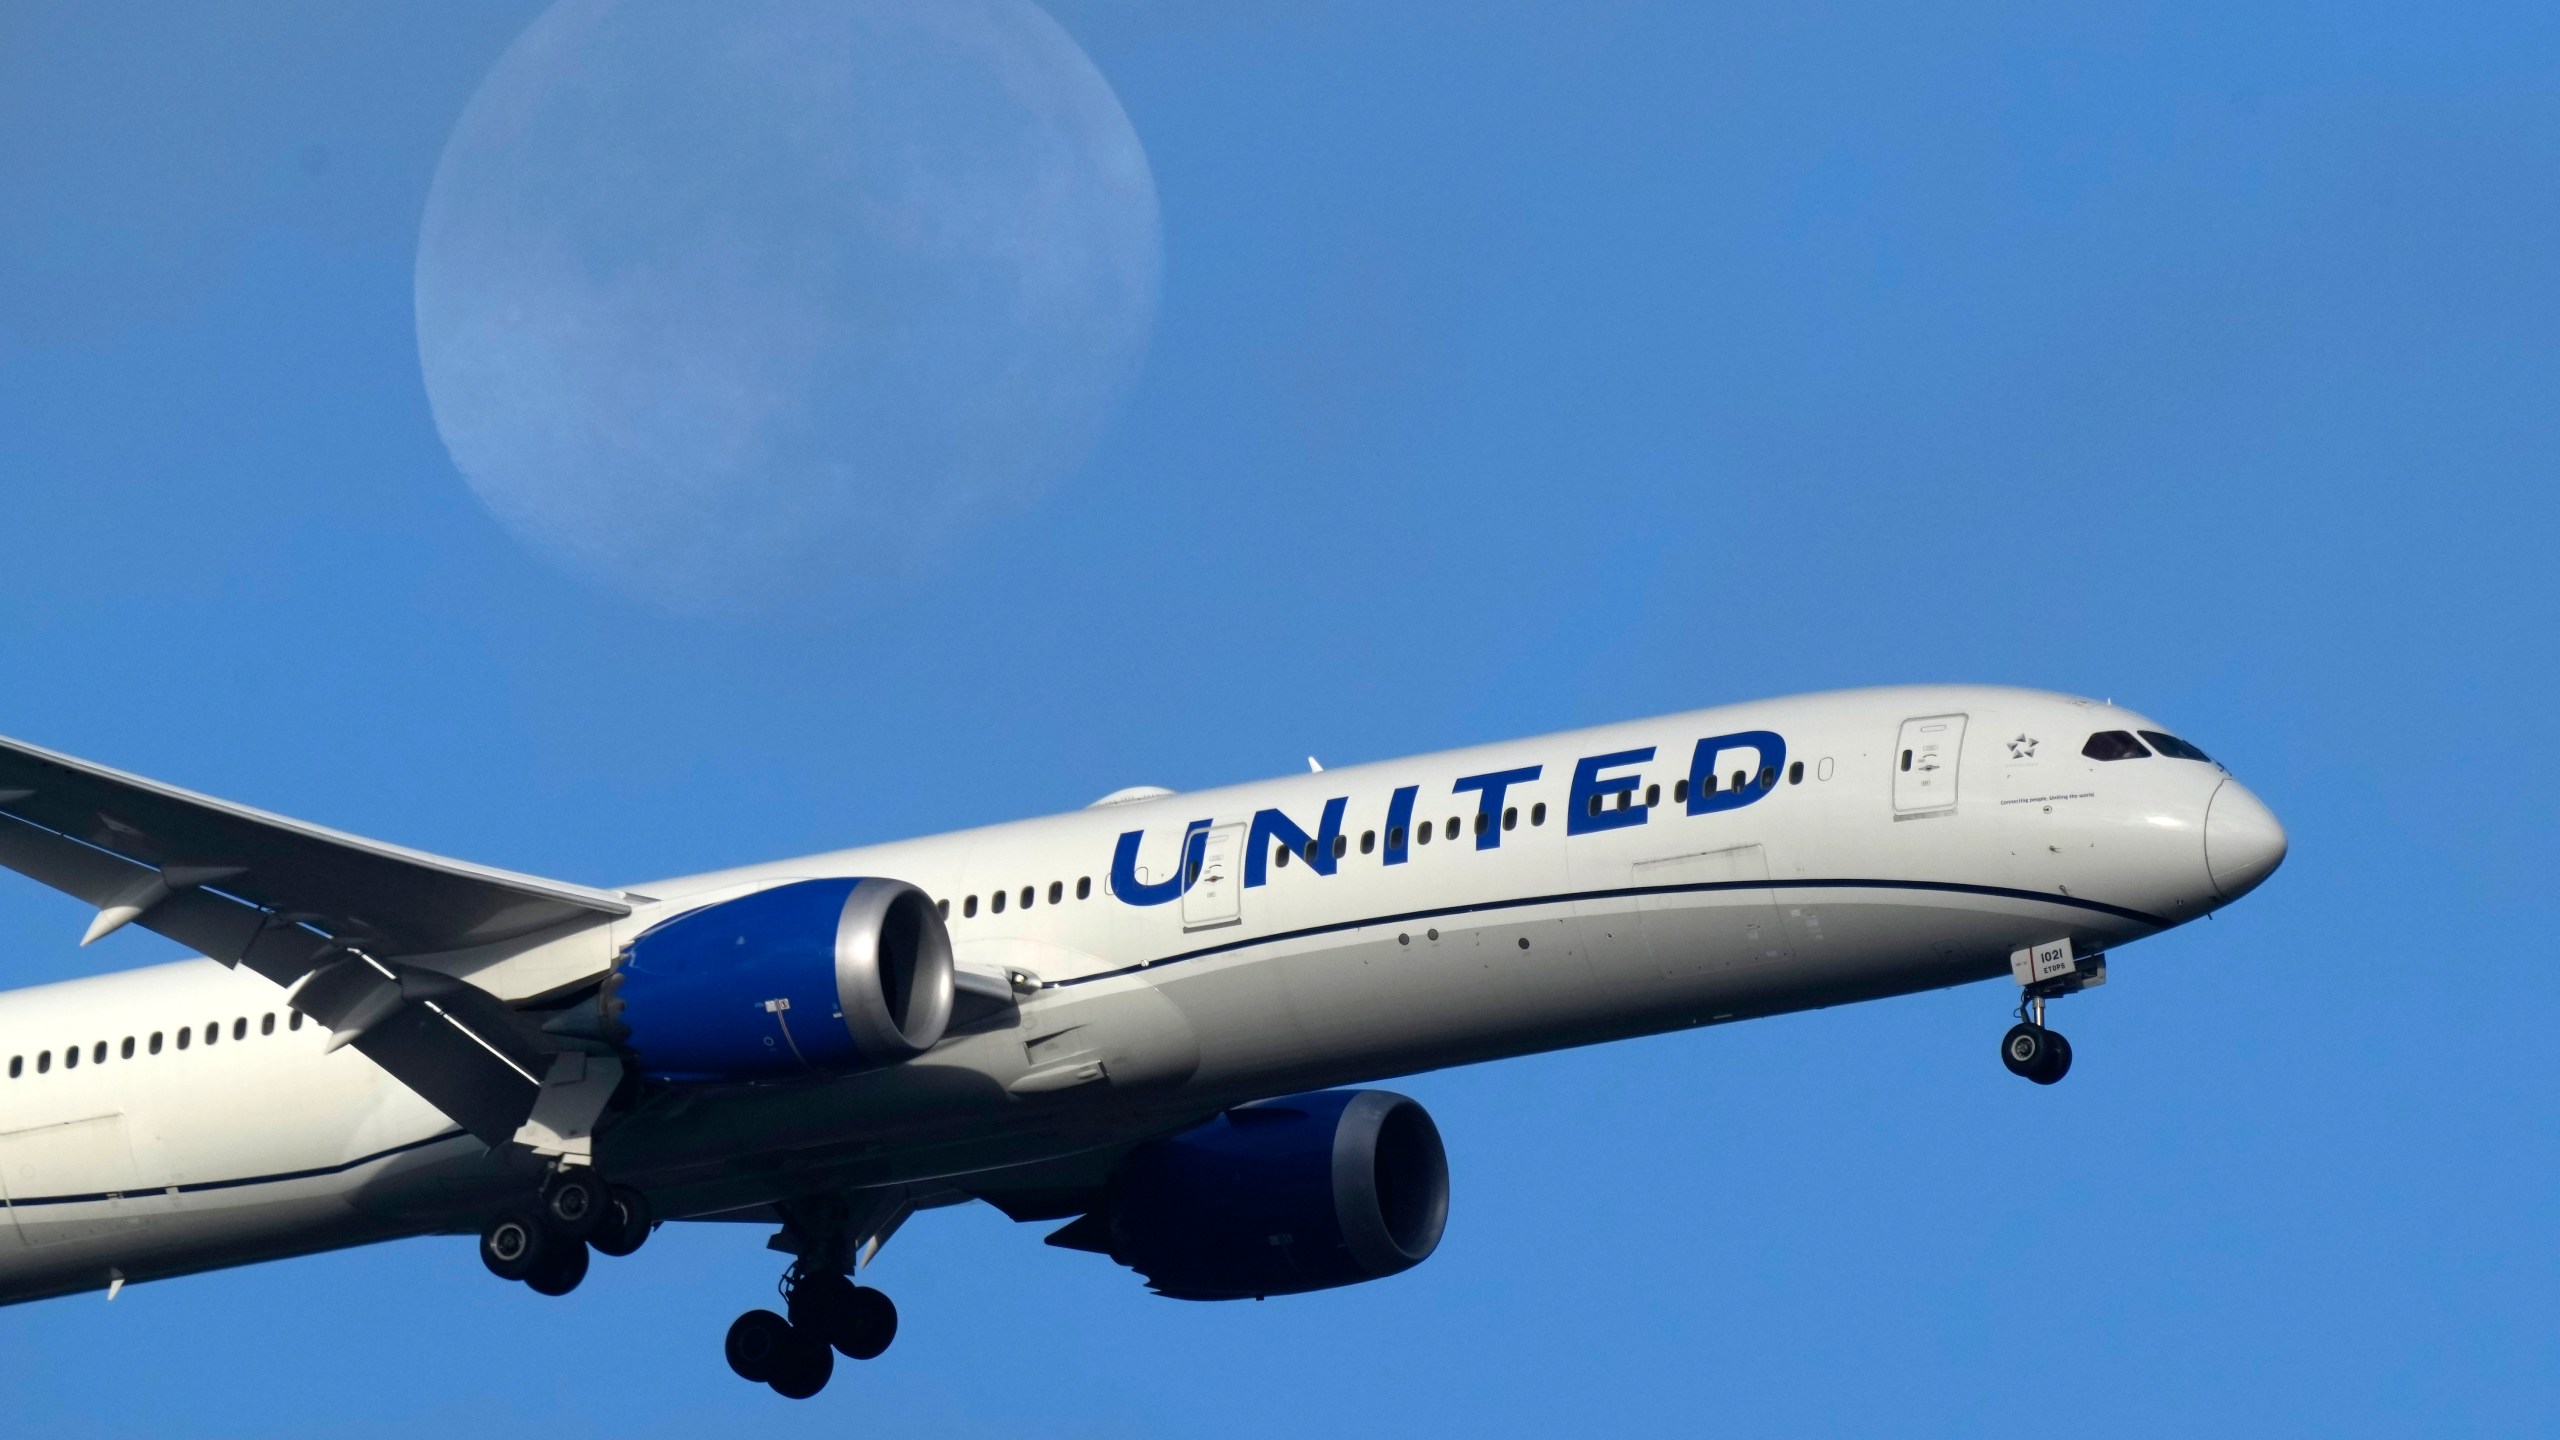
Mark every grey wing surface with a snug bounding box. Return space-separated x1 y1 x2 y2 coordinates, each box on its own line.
0 733 632 1144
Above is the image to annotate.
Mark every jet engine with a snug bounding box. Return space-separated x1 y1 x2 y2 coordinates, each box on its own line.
605 877 954 1083
1048 1089 1449 1299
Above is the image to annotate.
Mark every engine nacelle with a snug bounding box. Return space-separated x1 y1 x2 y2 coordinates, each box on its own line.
1050 1089 1450 1300
606 877 954 1083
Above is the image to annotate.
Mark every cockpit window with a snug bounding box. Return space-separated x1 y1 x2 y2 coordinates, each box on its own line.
2138 731 2213 763
2082 730 2151 761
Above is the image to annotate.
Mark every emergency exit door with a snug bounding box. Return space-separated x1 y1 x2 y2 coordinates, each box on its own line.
1893 714 1966 813
1181 823 1244 930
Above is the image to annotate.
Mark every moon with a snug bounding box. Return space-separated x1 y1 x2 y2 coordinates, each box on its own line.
415 0 1160 614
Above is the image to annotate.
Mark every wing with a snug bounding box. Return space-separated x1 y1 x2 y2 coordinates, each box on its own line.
0 733 634 1146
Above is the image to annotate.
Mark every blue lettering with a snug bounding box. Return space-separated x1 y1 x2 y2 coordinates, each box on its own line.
1451 765 1541 849
1685 731 1786 815
1110 820 1211 906
1383 784 1419 866
1245 797 1349 887
1567 748 1654 835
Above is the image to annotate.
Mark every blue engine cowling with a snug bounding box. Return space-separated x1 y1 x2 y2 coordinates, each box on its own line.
604 877 955 1083
1048 1089 1450 1300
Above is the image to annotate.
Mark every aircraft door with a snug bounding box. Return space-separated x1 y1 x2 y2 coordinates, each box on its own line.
1893 714 1967 813
1632 843 1791 983
1181 823 1244 930
0 1113 148 1249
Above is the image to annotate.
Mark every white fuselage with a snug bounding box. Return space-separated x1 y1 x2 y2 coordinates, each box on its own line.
0 686 2282 1304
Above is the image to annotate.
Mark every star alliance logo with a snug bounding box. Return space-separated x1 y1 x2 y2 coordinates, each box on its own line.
2008 734 2039 759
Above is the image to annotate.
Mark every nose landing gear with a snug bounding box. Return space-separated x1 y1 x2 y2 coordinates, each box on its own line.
2001 1011 2073 1085
2001 940 2103 1085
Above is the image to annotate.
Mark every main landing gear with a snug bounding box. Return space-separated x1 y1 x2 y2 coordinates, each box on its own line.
723 1194 905 1399
478 1170 654 1297
724 1265 899 1399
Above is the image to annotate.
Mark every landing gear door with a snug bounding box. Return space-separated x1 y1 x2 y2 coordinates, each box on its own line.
1180 823 1244 931
1893 714 1966 813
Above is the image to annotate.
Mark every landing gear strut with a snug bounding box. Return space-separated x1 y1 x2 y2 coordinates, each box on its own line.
723 1195 907 1398
478 1172 653 1296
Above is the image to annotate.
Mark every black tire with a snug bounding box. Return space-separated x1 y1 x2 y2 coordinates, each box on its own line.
725 1309 794 1384
837 1286 898 1360
768 1336 834 1400
525 1237 590 1296
589 1186 653 1258
479 1208 549 1281
543 1174 604 1242
2033 1030 2074 1086
2000 1023 2049 1079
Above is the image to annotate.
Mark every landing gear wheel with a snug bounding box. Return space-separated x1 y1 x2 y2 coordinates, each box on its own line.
2001 1023 2071 1085
837 1286 897 1360
725 1309 795 1384
543 1174 604 1242
479 1208 550 1281
589 1185 653 1258
767 1335 834 1399
789 1270 899 1359
525 1237 590 1296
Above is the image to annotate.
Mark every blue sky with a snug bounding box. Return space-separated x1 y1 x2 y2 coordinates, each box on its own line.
2 2 2556 1434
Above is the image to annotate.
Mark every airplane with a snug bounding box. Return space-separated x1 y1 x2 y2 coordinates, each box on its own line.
0 684 2283 1398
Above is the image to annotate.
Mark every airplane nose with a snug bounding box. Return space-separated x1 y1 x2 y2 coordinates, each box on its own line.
2204 779 2287 902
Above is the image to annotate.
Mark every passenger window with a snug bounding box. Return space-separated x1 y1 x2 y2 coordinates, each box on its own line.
1758 766 1776 789
1020 886 1034 910
1615 790 1631 811
2082 731 2151 761
936 899 950 920
1415 822 1430 846
150 1032 164 1053
37 1051 49 1073
1186 854 1201 885
1473 813 1490 836
233 1017 247 1041
963 895 978 918
1503 806 1517 831
288 1012 302 1031
991 890 1007 914
93 1040 107 1064
261 1014 275 1036
1788 761 1804 784
6 1056 16 1078
121 1036 135 1058
1730 770 1746 792
1276 843 1292 867
2139 731 2214 763
1586 794 1601 817
177 1027 191 1050
1076 876 1091 900
205 1021 219 1045
1048 881 1063 904
1332 834 1348 859
1445 817 1460 840
1391 825 1408 849
1673 779 1688 804
1531 802 1546 826
1644 784 1660 809
1303 839 1320 862
64 1045 78 1069
1360 830 1376 855
1700 773 1717 795
1900 749 1913 772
